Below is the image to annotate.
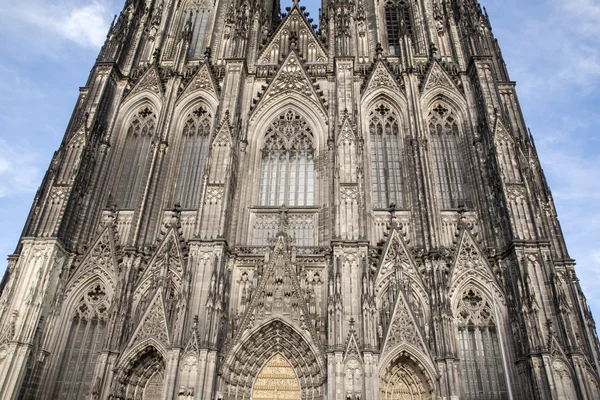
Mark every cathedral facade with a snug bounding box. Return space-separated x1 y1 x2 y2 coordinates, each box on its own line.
1 0 599 399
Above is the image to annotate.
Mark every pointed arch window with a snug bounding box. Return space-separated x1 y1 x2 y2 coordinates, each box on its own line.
259 110 315 207
369 103 404 209
428 104 471 209
385 0 413 55
456 288 508 400
175 106 212 208
53 284 109 399
115 107 156 209
185 0 212 59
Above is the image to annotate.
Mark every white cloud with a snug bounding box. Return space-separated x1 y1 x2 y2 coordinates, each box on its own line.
0 139 40 198
0 1 116 53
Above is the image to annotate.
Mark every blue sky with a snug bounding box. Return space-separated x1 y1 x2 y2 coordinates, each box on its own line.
0 0 599 319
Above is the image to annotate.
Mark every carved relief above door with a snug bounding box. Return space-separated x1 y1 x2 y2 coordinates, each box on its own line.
253 353 301 400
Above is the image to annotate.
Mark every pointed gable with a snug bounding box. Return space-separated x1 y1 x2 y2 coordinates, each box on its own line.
257 6 327 65
126 66 163 100
422 60 458 93
375 228 426 298
212 117 233 148
362 61 402 97
232 235 323 354
337 114 357 145
134 226 186 301
344 326 362 362
381 285 429 358
448 230 501 299
67 225 119 292
129 291 170 346
251 51 327 122
179 63 220 100
493 117 512 144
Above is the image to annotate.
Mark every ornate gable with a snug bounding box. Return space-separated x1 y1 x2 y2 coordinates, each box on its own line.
128 291 170 346
232 234 324 356
362 61 402 96
134 226 186 303
422 60 458 93
337 113 357 145
493 117 512 143
257 6 327 65
344 324 362 362
381 284 429 358
251 51 327 122
126 66 163 100
68 226 119 291
448 230 501 299
212 116 233 147
375 227 426 300
179 63 219 99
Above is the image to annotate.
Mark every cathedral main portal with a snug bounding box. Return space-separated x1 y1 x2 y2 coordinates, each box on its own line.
252 354 301 400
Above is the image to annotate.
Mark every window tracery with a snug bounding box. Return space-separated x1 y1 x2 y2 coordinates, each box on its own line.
54 284 110 399
185 0 212 59
456 288 507 400
175 106 212 209
384 0 413 55
116 107 157 209
428 104 470 209
259 110 315 207
369 103 404 209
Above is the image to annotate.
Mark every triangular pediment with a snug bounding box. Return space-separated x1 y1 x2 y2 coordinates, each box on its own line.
381 284 429 358
337 114 357 145
344 329 362 362
126 66 163 100
232 235 323 354
375 228 426 298
422 60 458 93
362 61 402 96
179 63 219 99
448 230 501 298
493 117 512 144
135 227 185 300
68 225 119 290
212 117 233 147
129 291 170 346
257 6 327 65
251 51 327 121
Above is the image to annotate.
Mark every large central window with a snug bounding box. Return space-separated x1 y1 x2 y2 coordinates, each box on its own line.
369 103 404 209
259 110 315 207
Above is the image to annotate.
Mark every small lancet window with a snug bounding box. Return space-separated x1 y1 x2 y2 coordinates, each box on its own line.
115 107 156 209
369 103 404 209
456 288 508 400
385 0 413 55
259 110 315 207
185 0 212 59
428 104 471 209
175 106 212 209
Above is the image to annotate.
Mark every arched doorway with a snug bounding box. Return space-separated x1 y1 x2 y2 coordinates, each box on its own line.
117 346 166 400
252 353 301 400
380 354 433 400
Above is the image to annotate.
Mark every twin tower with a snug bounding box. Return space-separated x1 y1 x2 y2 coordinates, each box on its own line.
0 0 599 399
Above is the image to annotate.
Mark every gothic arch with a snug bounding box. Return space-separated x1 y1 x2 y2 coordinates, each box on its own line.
420 89 469 123
550 358 578 400
50 279 113 399
252 353 301 400
362 88 409 117
172 93 218 131
222 319 325 400
379 345 436 400
113 343 167 400
248 97 328 152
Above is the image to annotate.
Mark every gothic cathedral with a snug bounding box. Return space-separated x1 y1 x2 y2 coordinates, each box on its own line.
1 0 599 399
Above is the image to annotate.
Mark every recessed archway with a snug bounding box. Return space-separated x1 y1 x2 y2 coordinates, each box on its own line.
380 353 433 400
253 353 301 400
